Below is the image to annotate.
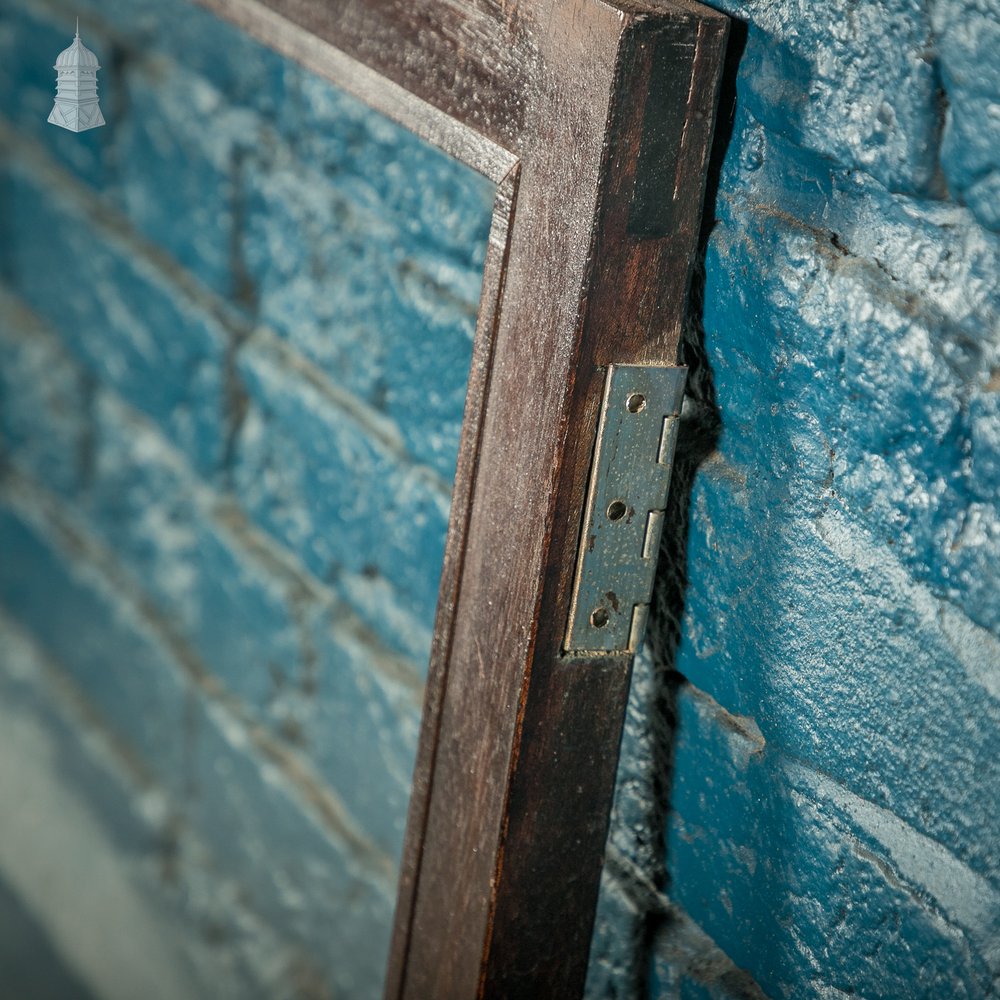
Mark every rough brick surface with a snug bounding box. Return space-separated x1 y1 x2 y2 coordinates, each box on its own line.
933 0 1000 231
0 160 230 475
0 288 91 497
666 683 999 998
233 332 453 644
0 493 191 794
238 87 490 479
86 391 303 711
588 0 1000 997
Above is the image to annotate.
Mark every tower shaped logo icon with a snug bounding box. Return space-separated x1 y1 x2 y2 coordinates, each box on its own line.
48 19 105 132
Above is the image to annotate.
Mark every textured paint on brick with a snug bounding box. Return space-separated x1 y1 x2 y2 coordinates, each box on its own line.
0 300 423 862
0 607 392 1000
241 108 490 479
183 689 397 1000
112 63 252 301
234 333 451 659
300 609 423 861
0 489 398 998
0 162 229 475
673 178 1000 885
242 144 393 403
590 0 1000 995
0 288 90 497
695 196 1000 629
289 66 495 261
587 875 644 1000
932 0 1000 231
0 0 492 479
0 494 190 795
0 620 207 1000
333 566 435 665
724 0 942 195
665 683 999 999
84 392 303 712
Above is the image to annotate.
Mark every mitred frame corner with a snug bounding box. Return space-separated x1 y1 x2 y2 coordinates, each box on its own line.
195 1 728 995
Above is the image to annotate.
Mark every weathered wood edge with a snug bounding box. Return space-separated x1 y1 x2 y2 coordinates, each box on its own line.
392 3 634 991
391 4 728 998
478 10 728 997
194 0 518 181
384 161 522 1000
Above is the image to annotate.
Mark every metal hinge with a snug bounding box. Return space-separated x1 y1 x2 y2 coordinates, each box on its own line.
564 364 687 655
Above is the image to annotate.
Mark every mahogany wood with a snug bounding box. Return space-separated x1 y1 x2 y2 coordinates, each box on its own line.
195 1 727 996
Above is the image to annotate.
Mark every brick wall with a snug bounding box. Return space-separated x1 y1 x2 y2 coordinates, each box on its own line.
1 1 999 999
586 1 1000 998
0 1 493 996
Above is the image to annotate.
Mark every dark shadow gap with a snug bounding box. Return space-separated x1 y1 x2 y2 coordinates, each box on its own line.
635 16 748 997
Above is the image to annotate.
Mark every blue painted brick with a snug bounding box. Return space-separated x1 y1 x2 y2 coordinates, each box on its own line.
713 0 941 195
288 68 496 263
0 611 268 999
233 335 450 659
711 102 1000 349
241 148 397 404
0 161 228 475
665 684 1000 1000
969 388 1000 497
932 0 1000 232
0 287 89 497
335 566 435 666
233 338 385 576
0 485 397 999
0 496 190 795
380 253 483 477
83 392 303 713
84 390 421 859
241 138 489 478
3 0 491 482
5 256 420 876
298 610 422 862
0 0 288 298
697 202 1000 627
185 691 396 1000
0 611 163 861
676 493 1000 886
110 63 251 301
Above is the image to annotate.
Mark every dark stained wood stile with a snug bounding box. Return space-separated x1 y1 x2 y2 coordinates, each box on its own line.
196 0 728 996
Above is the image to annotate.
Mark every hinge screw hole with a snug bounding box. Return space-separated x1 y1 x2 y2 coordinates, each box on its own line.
607 499 627 521
625 392 646 413
590 607 610 628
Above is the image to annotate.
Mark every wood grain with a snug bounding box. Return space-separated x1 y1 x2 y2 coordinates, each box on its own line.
195 0 728 996
468 12 729 998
